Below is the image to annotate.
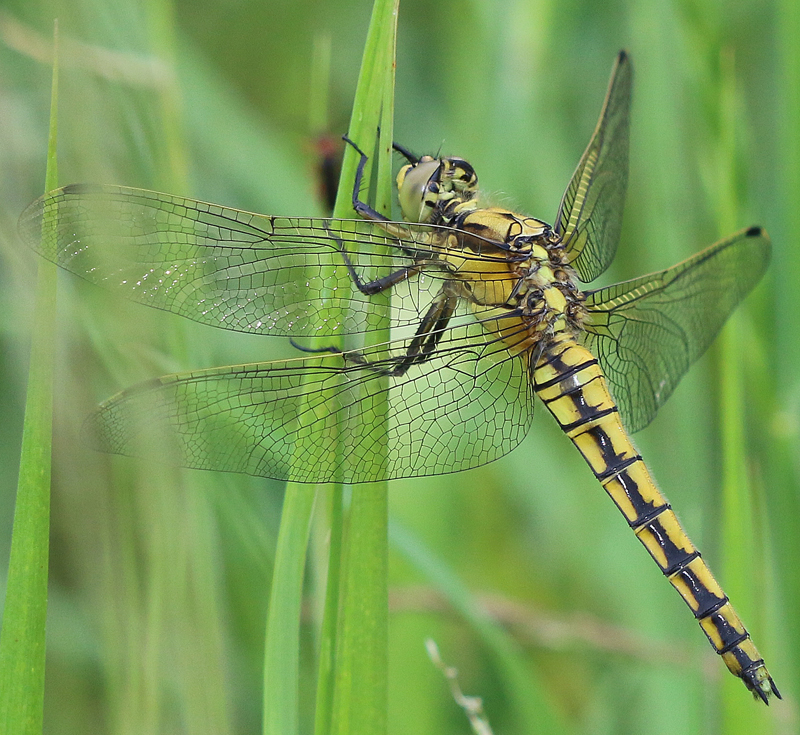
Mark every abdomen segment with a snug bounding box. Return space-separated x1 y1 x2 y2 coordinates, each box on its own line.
533 335 780 703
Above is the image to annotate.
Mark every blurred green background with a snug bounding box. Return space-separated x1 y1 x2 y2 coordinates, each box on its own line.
1 0 798 733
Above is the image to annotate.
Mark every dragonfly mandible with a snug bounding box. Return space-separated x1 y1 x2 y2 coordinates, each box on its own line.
20 51 778 702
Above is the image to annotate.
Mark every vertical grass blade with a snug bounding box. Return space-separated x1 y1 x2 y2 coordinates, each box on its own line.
147 0 191 194
329 2 397 734
313 484 344 735
308 30 343 735
0 22 59 735
264 2 397 731
331 62 393 733
309 32 332 137
262 26 339 735
262 484 318 735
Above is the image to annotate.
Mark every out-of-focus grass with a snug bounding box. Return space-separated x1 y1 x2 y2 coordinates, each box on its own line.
0 0 796 734
0 22 58 735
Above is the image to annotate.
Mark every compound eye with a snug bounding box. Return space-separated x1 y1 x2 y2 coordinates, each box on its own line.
397 159 441 223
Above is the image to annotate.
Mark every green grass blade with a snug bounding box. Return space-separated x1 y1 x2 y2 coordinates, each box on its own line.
262 484 318 735
313 485 344 735
329 2 397 734
309 32 332 137
680 34 776 722
305 33 344 735
263 36 335 735
263 1 399 729
331 0 397 223
146 0 191 194
262 26 341 735
0 23 59 735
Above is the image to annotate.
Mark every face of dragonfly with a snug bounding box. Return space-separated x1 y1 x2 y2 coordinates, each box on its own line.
396 155 478 224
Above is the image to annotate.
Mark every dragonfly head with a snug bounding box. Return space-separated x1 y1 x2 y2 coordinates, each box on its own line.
397 155 478 224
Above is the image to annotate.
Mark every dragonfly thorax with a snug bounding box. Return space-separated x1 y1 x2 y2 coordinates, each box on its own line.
518 258 587 338
511 234 586 339
397 155 585 338
397 155 478 225
448 205 587 345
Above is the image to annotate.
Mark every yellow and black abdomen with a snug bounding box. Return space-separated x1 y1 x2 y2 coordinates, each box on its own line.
533 335 779 703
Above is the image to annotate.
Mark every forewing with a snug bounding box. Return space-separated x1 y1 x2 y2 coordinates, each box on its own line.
85 313 535 483
19 184 511 338
581 227 770 432
555 51 632 283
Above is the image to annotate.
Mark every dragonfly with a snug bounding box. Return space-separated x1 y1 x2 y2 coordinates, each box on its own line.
20 51 778 703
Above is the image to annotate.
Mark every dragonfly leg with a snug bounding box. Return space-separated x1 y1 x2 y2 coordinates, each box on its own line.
341 136 426 220
340 136 448 290
342 135 389 222
337 243 422 296
346 285 459 377
288 338 342 355
324 215 437 296
392 141 419 163
288 287 454 369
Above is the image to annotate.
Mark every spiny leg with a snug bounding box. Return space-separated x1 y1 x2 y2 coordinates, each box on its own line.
293 285 459 378
337 135 439 294
329 139 462 374
335 240 423 296
343 134 389 223
343 134 423 217
391 141 419 163
372 286 459 376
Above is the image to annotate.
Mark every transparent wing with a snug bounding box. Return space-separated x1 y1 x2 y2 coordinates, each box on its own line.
85 314 535 483
555 51 632 283
19 183 512 338
581 227 770 432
